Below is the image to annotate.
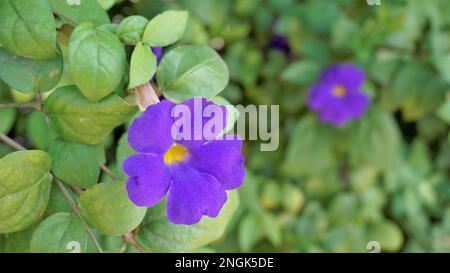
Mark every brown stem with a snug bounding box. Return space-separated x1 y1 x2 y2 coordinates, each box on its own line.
54 179 104 253
0 101 41 111
0 134 26 151
100 164 117 181
123 232 147 253
0 133 104 253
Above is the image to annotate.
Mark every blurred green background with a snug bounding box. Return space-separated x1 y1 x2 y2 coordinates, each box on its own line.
3 0 450 253
123 0 450 253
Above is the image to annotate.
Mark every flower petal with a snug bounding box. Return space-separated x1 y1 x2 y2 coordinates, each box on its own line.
320 64 365 89
123 154 172 207
166 165 227 225
345 91 370 118
128 100 176 154
308 82 335 111
187 137 245 190
174 98 228 148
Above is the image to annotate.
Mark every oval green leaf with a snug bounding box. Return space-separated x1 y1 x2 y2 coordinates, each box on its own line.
25 111 58 150
68 22 127 101
129 43 157 89
157 45 229 102
143 10 189 47
0 47 63 93
0 151 52 233
48 138 106 189
0 0 57 60
43 85 138 145
80 181 147 236
117 15 149 43
0 108 16 134
30 212 97 253
49 0 110 27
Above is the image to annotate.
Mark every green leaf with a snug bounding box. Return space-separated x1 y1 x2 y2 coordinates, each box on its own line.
437 98 450 125
143 10 189 47
3 225 36 252
0 47 63 93
157 45 229 102
210 96 239 136
48 138 105 189
281 60 321 85
30 212 96 253
367 221 404 252
238 213 264 252
117 15 149 43
68 22 127 101
240 49 263 88
0 151 52 233
116 133 136 180
0 0 57 60
136 190 239 252
349 107 401 170
97 0 122 10
80 181 146 236
282 115 336 178
128 43 157 89
259 212 282 247
49 0 110 27
46 184 78 216
25 111 58 150
44 85 138 145
0 108 16 134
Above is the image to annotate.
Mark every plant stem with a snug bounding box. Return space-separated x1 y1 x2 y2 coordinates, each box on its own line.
0 134 26 151
100 164 117 181
0 101 41 111
0 133 104 253
54 178 104 253
123 232 147 253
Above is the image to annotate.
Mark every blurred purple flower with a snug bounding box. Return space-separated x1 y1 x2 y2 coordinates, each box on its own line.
123 98 245 225
308 64 370 126
268 34 291 56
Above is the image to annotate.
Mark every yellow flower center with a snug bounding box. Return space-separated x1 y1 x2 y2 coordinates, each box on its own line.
164 144 188 165
332 85 347 97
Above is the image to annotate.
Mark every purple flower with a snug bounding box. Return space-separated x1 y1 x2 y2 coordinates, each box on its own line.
268 34 291 56
123 98 246 225
151 47 163 64
307 64 370 126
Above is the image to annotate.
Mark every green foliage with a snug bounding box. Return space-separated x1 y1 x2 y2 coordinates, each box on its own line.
0 47 63 93
44 85 137 144
25 111 58 150
117 16 149 43
48 138 105 189
68 22 126 101
0 109 16 134
143 10 189 46
80 181 147 236
49 0 110 27
129 43 157 89
1 0 449 254
136 190 238 252
30 212 96 253
157 45 229 102
0 151 52 233
0 0 57 60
